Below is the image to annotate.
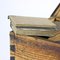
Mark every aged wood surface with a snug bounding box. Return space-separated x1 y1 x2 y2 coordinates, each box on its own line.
9 15 56 27
48 34 60 42
51 3 60 21
10 31 60 60
10 42 60 60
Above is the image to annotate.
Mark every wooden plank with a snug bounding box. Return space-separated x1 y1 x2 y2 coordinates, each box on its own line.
50 3 60 21
10 31 60 43
10 40 60 60
51 3 60 17
8 15 56 27
10 31 60 60
48 34 60 42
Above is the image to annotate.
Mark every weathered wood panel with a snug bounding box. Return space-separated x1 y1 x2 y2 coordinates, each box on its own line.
10 31 60 60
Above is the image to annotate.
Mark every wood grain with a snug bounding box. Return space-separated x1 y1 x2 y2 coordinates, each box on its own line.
10 31 60 60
